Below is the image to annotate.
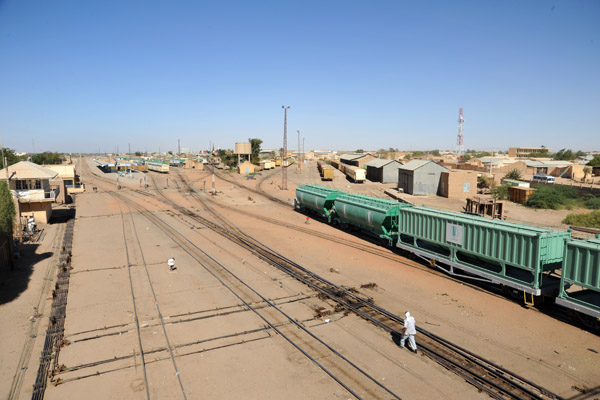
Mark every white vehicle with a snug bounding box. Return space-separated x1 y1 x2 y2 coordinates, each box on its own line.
532 174 555 184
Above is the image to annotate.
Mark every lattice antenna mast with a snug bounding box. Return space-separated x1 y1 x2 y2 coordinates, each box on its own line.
281 106 290 190
457 107 464 157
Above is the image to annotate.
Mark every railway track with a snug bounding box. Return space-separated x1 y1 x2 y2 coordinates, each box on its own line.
163 170 565 400
83 160 571 398
72 162 404 399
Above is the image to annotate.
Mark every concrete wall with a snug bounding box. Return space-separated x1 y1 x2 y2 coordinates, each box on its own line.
18 201 52 224
439 170 478 199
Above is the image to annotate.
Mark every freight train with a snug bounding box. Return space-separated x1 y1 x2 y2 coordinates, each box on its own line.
296 184 600 329
317 160 334 181
329 160 366 183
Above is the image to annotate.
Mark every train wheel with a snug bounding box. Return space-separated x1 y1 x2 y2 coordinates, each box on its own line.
577 312 600 330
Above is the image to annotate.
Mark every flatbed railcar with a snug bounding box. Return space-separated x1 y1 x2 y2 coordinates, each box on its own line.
556 237 600 327
145 161 170 173
295 185 600 324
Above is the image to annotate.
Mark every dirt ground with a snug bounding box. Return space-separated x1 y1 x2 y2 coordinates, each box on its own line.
1 158 598 400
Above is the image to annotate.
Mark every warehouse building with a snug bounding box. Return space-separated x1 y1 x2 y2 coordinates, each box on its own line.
339 153 376 168
397 160 449 195
365 159 403 183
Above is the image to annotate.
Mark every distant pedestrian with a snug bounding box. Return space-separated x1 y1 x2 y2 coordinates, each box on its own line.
305 217 310 224
400 311 417 353
168 257 176 271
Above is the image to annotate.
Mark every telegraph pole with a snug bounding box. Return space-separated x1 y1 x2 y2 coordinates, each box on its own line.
297 130 301 172
281 106 290 190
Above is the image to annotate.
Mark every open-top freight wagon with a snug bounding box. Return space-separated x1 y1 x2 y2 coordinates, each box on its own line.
556 237 600 327
295 185 600 327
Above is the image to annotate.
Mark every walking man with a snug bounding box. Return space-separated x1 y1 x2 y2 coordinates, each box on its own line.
168 257 176 271
400 311 417 353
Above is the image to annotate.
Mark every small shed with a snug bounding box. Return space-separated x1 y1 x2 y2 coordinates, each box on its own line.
397 160 449 195
365 159 403 183
439 170 478 200
509 186 536 204
237 161 256 175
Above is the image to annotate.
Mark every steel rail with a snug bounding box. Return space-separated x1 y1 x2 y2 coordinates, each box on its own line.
116 202 151 400
129 204 374 400
122 200 189 400
169 173 564 400
90 161 562 399
6 223 66 400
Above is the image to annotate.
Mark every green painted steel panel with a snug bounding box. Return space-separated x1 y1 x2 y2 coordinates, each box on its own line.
397 205 570 270
562 239 600 290
296 185 344 216
334 193 409 236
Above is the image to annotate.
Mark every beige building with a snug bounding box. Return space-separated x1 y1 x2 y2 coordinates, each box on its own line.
237 161 256 174
0 161 59 224
508 147 550 158
439 170 478 200
46 164 85 197
183 159 204 170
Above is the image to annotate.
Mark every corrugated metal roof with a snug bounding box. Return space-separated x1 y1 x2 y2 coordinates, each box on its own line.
399 159 448 171
340 153 367 162
525 160 574 167
0 161 58 180
479 157 509 164
364 159 401 168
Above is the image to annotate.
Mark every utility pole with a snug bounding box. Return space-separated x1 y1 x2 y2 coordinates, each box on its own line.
303 138 305 167
297 130 301 172
281 106 290 190
128 143 131 155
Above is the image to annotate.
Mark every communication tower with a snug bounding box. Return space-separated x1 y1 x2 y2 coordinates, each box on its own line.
456 108 464 158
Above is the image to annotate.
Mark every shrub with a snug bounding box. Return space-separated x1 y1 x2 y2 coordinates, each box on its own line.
526 185 578 210
584 195 600 210
491 185 509 200
563 211 600 228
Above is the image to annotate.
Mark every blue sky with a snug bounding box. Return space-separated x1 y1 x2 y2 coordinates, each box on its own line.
0 1 598 154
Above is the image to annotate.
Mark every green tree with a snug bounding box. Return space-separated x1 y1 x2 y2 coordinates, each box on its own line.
249 138 263 164
431 149 441 157
504 169 522 180
463 154 472 161
404 153 412 160
554 149 576 161
0 181 15 239
356 149 364 153
135 151 142 157
31 151 63 165
218 149 237 168
491 185 509 200
1 148 22 168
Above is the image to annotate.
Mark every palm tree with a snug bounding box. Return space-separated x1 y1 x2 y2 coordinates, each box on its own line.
504 169 522 180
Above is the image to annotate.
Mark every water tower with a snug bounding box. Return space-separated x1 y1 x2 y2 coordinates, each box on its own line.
234 142 251 165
